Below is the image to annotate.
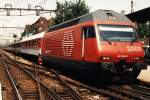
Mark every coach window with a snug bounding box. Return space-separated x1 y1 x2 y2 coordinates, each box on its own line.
28 41 30 47
32 40 34 47
82 26 96 38
32 41 34 47
31 41 33 47
29 41 30 47
33 40 35 47
35 40 37 47
34 40 36 47
32 40 35 47
26 42 27 47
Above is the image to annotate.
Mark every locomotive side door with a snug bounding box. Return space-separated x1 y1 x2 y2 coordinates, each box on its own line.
82 26 96 62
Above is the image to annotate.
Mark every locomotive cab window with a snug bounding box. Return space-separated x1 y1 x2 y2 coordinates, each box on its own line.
97 25 138 42
82 26 96 38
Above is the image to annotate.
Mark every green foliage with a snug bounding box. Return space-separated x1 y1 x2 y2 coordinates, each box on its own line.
21 31 26 37
137 23 150 38
53 0 90 25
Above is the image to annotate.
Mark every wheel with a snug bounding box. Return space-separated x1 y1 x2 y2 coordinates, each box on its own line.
38 55 43 65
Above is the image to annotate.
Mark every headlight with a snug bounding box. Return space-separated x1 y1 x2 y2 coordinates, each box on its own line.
133 57 143 60
100 56 111 60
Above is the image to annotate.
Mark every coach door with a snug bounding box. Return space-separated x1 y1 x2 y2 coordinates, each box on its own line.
82 26 96 62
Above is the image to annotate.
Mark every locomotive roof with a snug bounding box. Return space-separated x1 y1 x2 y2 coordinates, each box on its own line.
48 9 131 32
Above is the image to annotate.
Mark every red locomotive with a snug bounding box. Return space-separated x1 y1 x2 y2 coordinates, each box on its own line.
40 9 145 81
5 9 145 82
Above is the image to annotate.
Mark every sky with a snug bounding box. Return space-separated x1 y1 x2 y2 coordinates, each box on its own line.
0 0 150 27
1 0 150 12
87 0 150 13
0 0 150 45
0 0 149 27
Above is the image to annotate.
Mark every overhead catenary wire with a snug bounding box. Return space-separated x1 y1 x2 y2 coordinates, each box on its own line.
0 0 54 45
42 0 47 8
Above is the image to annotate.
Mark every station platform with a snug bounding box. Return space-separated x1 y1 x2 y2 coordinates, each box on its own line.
137 65 150 83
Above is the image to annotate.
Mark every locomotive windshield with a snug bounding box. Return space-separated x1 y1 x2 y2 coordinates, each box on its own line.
97 25 138 42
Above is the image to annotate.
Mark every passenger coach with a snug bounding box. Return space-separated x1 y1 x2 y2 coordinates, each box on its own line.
5 32 45 57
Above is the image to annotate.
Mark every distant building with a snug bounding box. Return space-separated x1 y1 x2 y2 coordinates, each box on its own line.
32 17 49 33
22 17 49 37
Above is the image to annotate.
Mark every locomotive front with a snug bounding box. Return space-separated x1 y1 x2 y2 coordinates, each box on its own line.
96 24 146 80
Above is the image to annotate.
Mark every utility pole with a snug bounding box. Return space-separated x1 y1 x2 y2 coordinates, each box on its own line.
0 26 24 29
131 0 134 13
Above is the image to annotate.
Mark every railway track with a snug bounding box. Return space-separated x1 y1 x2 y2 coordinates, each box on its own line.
122 84 150 97
106 85 150 100
0 50 108 100
1 50 150 100
0 53 63 100
0 53 83 100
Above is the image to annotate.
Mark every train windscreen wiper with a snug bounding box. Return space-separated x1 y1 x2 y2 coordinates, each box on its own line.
131 39 135 45
100 33 112 45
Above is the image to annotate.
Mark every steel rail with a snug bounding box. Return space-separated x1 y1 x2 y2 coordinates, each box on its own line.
14 61 83 100
2 50 83 100
1 51 63 100
22 68 63 100
3 50 150 100
23 66 83 100
33 63 43 100
123 84 150 96
3 53 124 100
5 60 63 100
107 85 150 100
48 69 83 100
130 84 150 92
0 56 23 100
74 84 125 100
17 61 125 100
9 57 150 100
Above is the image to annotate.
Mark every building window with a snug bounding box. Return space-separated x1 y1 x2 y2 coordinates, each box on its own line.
39 27 42 31
41 21 43 24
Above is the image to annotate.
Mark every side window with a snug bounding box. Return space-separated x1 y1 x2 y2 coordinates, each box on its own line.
82 26 96 38
88 26 96 38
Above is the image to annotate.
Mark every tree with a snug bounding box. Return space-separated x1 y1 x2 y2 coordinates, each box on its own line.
21 31 26 38
53 0 90 25
137 23 150 38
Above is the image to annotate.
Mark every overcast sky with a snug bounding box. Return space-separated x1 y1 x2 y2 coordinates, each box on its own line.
1 0 150 13
0 0 150 27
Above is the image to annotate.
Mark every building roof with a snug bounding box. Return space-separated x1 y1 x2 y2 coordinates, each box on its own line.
127 7 150 23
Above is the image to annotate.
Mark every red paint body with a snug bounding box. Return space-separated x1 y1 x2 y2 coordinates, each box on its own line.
42 21 144 64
